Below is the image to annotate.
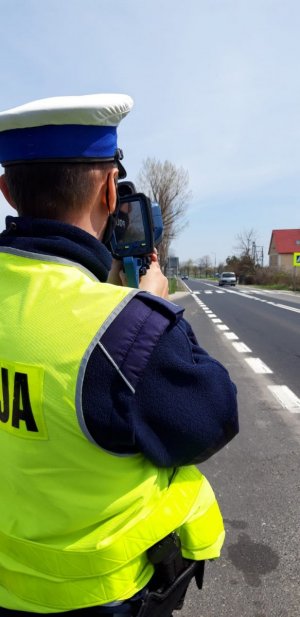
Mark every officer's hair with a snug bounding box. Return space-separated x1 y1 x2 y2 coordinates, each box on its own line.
4 162 114 219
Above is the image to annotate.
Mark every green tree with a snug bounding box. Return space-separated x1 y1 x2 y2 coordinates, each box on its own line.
226 254 256 283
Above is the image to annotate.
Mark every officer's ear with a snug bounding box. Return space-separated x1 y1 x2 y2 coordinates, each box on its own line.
106 167 119 214
0 174 17 210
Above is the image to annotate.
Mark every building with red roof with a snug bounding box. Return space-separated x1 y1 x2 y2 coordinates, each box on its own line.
268 229 300 269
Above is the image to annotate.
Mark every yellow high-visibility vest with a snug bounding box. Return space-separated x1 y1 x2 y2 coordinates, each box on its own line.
0 249 224 613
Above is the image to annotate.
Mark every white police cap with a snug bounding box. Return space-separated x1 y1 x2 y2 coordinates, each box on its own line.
0 93 133 178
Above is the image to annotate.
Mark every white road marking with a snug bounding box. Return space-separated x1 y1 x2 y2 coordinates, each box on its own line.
193 291 200 294
215 290 225 293
224 332 239 340
190 289 300 418
275 303 300 313
219 287 300 314
268 385 300 413
232 342 252 353
204 290 213 294
245 357 273 374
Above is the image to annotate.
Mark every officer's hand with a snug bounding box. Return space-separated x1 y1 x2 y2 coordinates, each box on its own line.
107 253 169 299
139 252 169 299
107 258 123 286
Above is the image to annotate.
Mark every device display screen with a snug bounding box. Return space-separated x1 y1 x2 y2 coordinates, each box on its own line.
115 200 146 245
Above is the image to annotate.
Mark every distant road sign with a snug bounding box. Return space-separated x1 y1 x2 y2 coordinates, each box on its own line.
293 252 300 266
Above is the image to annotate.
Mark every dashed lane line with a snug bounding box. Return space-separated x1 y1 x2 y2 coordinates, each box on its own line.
268 386 300 414
224 332 239 340
232 342 252 353
244 357 273 374
190 291 300 416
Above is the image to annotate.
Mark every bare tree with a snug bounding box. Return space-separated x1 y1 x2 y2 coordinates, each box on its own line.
197 255 211 277
136 158 192 270
234 229 258 257
180 259 194 276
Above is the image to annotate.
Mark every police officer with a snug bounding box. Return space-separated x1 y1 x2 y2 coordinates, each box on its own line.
0 94 238 615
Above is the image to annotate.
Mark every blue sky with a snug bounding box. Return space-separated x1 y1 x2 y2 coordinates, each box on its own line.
0 0 299 265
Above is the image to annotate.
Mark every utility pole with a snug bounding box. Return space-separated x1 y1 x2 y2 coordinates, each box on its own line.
252 243 264 267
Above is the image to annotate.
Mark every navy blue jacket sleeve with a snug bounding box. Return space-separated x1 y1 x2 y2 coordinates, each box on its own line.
82 295 238 468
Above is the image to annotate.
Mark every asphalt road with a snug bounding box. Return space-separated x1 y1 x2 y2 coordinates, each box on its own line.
184 279 300 398
171 282 300 617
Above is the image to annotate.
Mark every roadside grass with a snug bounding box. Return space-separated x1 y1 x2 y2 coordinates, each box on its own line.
168 278 179 294
256 283 291 290
168 277 190 294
